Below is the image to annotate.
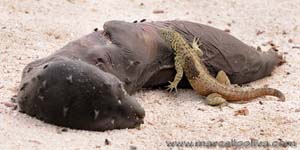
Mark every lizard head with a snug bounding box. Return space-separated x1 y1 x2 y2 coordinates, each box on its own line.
158 28 175 43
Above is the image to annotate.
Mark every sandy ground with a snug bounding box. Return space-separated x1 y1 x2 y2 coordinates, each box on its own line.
1 0 300 149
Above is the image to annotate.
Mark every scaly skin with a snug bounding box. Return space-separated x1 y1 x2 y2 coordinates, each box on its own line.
158 28 285 104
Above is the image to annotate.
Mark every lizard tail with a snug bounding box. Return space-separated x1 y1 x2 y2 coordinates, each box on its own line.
269 88 285 101
220 87 285 102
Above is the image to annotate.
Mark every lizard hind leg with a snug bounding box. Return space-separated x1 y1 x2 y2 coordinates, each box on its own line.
206 93 232 110
206 71 233 109
216 70 240 87
216 70 231 85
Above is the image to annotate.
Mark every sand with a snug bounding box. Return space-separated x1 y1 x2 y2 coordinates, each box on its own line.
1 0 300 149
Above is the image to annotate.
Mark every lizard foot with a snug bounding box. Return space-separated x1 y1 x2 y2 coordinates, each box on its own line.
166 81 178 93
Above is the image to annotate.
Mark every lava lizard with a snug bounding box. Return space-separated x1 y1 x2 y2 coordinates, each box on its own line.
158 28 285 106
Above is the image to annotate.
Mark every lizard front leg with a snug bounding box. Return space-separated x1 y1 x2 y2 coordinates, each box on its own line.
191 38 203 57
166 45 185 92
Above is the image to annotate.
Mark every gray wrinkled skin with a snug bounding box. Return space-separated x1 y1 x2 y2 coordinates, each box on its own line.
17 20 281 131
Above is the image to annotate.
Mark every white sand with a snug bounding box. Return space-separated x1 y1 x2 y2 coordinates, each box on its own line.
1 0 300 149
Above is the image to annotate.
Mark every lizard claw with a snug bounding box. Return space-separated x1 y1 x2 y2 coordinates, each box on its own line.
191 38 203 57
193 37 198 44
166 81 178 93
193 37 202 46
218 102 233 111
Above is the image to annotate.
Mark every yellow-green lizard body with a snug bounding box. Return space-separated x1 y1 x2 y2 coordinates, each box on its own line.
158 29 285 106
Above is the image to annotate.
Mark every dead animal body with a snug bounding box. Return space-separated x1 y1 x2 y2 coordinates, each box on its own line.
17 20 284 131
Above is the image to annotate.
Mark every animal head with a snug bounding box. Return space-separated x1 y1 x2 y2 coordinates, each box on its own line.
158 28 175 43
18 59 145 131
